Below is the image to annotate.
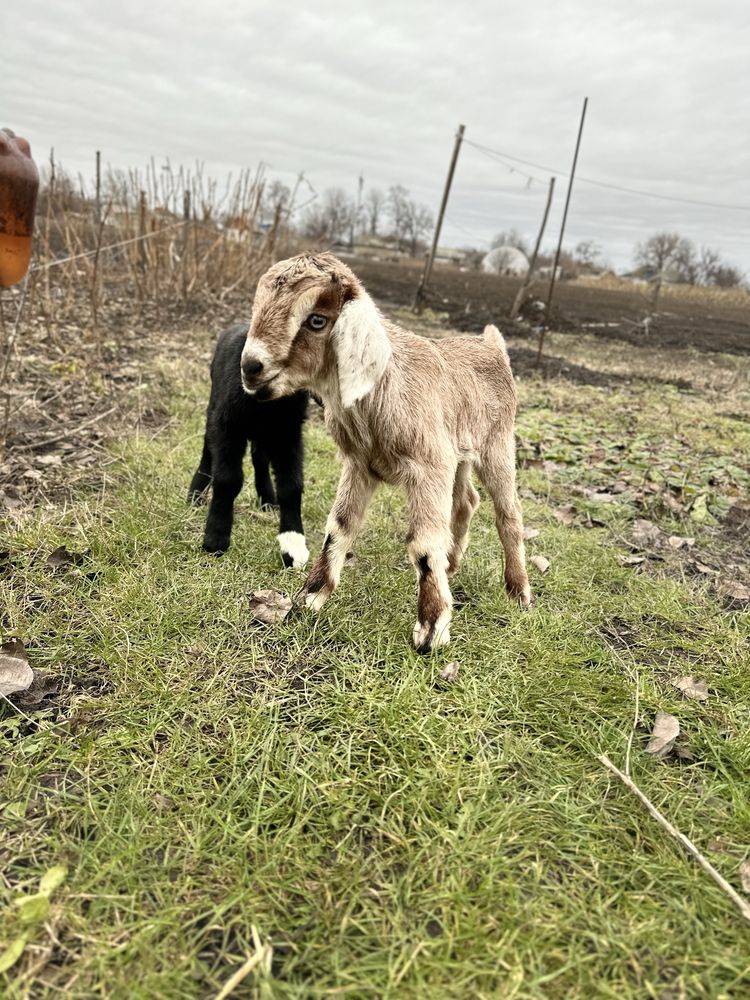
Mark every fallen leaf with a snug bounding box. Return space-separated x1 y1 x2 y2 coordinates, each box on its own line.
39 865 67 895
13 671 59 707
645 711 680 758
692 560 719 576
0 935 28 974
14 893 50 925
439 662 460 683
46 545 87 571
620 555 646 566
530 555 550 574
673 676 709 702
248 589 292 625
632 519 663 549
668 535 695 549
719 580 750 607
690 494 715 524
553 504 577 526
523 527 540 540
0 639 34 697
740 861 750 895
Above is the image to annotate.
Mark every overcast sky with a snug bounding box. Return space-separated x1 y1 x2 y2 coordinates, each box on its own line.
5 0 750 272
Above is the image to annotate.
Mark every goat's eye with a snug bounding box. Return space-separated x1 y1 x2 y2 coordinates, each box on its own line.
307 313 327 331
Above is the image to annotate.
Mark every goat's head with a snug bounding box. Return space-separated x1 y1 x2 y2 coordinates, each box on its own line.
241 253 391 407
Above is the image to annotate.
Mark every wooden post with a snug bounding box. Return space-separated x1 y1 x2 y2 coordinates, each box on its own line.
509 176 556 320
535 98 588 366
94 150 101 230
413 124 465 312
138 189 147 275
181 188 191 300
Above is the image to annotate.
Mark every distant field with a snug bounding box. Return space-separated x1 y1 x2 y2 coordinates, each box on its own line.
350 256 750 355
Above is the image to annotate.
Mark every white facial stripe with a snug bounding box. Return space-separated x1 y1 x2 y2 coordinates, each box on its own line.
241 337 274 369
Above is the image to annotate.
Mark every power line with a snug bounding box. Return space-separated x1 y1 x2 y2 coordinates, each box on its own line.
464 138 750 213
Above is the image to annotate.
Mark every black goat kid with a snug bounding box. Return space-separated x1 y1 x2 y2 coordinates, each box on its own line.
188 323 309 568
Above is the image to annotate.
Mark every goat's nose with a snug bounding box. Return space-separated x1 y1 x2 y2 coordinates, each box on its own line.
243 357 264 378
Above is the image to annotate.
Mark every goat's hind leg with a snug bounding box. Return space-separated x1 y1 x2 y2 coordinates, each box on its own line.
478 439 532 608
303 460 376 611
406 469 455 653
447 461 480 576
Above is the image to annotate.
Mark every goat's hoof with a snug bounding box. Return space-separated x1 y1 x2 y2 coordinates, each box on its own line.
277 532 309 570
305 588 330 612
413 616 451 654
202 537 229 556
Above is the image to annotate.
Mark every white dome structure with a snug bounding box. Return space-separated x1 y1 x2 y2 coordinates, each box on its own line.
481 246 530 277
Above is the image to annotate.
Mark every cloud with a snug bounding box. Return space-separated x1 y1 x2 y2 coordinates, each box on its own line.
5 0 750 270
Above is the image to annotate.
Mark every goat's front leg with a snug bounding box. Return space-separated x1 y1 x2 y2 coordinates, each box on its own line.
406 467 455 653
303 460 376 611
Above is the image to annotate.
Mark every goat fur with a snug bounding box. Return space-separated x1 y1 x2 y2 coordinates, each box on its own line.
188 322 309 568
240 253 532 650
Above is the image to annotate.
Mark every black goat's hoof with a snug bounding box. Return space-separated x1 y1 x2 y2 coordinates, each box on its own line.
202 538 229 556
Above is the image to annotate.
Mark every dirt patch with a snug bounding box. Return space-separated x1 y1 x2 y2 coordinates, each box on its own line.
351 256 750 357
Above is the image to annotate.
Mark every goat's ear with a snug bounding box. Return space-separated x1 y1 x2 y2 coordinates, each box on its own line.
331 292 391 408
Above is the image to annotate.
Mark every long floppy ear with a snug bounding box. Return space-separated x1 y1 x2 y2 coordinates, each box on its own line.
331 292 392 408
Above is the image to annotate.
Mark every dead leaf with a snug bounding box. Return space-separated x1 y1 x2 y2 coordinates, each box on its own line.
668 535 695 549
645 711 680 758
0 639 34 698
719 580 750 607
673 675 709 702
46 546 87 571
553 504 576 526
530 555 550 574
248 589 292 625
523 527 540 541
439 662 460 683
740 860 750 895
620 554 646 566
692 560 719 576
632 519 663 549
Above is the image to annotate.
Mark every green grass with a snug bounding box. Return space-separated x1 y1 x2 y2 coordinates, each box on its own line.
2 342 749 998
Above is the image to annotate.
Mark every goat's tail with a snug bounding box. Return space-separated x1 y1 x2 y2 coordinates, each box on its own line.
483 324 510 365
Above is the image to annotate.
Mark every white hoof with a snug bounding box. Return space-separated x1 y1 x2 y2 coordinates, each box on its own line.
278 532 309 569
305 589 329 612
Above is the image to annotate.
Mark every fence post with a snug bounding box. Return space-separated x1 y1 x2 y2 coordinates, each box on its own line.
138 189 147 276
510 176 556 320
413 124 465 313
181 188 191 300
535 97 588 366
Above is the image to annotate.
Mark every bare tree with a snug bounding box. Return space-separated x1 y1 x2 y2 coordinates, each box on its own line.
634 232 693 279
574 239 603 269
491 228 529 256
301 187 355 244
387 185 410 250
403 200 434 257
712 263 745 288
364 187 385 237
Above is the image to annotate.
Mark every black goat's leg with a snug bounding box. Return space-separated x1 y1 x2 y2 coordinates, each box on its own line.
188 434 213 505
251 443 277 509
269 439 308 569
202 434 247 554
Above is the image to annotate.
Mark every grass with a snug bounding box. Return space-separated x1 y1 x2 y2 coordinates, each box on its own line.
1 330 749 998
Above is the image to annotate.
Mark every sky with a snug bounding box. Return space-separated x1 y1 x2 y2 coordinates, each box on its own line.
4 0 750 274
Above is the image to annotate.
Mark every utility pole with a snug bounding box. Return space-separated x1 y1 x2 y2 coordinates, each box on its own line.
535 97 588 366
509 176 556 320
413 123 465 312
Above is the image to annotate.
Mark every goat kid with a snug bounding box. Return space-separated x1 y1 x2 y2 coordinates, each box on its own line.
240 253 532 651
188 322 309 568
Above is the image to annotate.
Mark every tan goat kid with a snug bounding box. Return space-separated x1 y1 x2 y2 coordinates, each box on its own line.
241 253 532 652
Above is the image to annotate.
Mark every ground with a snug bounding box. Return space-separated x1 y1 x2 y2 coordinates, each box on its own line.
1 275 749 998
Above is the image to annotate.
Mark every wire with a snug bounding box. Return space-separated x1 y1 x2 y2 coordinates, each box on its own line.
464 141 547 186
464 138 750 213
29 221 187 273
